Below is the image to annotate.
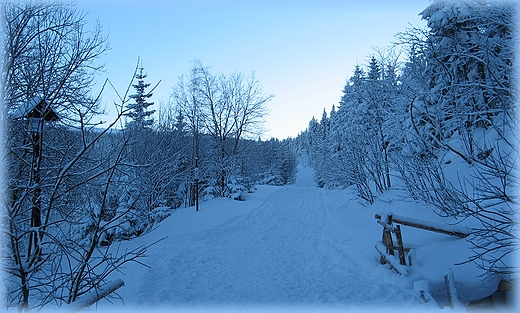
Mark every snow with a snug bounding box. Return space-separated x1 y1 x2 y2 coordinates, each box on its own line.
444 269 464 310
95 165 517 312
68 279 125 312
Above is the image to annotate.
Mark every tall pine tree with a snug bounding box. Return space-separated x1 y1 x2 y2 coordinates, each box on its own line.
127 63 158 129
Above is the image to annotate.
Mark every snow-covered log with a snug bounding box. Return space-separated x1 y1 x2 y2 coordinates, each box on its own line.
375 213 469 238
413 280 438 305
67 279 124 312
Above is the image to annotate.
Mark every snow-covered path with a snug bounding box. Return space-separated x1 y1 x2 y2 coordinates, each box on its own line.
142 186 330 305
112 167 427 311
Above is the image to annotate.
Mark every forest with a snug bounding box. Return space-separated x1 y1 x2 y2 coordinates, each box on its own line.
298 0 516 288
1 0 517 311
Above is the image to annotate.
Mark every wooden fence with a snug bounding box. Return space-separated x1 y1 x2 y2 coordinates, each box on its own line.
374 212 469 274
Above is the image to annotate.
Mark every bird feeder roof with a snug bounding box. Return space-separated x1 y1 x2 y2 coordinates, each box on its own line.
12 96 60 121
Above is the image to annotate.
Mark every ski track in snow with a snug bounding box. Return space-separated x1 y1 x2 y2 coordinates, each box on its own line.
122 167 426 310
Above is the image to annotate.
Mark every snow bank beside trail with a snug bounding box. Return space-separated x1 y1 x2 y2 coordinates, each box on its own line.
133 185 283 242
322 184 505 307
359 188 503 306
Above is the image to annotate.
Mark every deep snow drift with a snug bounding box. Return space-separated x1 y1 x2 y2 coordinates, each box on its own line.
95 166 516 312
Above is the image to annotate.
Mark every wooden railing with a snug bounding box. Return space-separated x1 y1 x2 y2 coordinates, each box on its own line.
374 212 469 274
374 213 517 309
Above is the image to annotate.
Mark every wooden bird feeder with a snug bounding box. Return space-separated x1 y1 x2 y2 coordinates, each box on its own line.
13 96 60 133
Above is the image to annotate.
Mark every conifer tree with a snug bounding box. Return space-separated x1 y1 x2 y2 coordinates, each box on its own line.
367 56 380 80
127 63 158 129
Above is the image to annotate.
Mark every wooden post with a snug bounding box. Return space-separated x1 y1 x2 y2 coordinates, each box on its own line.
195 157 199 212
444 269 462 309
380 230 392 264
384 214 395 256
394 225 406 266
444 273 454 309
383 229 394 256
28 120 43 264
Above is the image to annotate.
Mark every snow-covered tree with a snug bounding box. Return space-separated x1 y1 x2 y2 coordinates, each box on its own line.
298 0 516 281
171 61 272 197
126 63 158 129
1 3 157 309
364 56 393 192
322 57 398 203
238 137 297 187
334 65 376 202
397 0 518 278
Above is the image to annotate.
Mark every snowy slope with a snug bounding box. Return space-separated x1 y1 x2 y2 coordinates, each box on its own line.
94 166 509 312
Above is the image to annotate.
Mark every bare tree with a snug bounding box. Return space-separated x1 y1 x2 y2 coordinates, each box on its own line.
1 2 155 310
2 1 108 122
229 71 272 154
171 61 272 197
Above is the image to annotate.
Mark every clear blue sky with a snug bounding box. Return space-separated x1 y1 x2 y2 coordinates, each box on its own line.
78 0 431 139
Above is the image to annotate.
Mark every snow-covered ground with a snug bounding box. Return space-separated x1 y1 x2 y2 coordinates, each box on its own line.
95 166 516 312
